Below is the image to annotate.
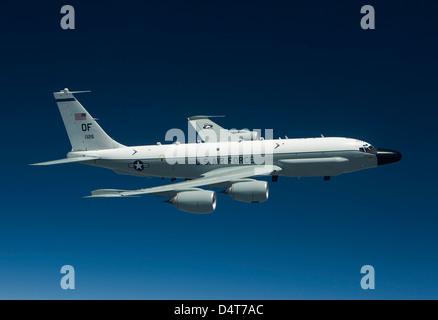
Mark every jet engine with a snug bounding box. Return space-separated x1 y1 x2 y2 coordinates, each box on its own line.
167 190 217 214
228 129 258 141
224 181 269 203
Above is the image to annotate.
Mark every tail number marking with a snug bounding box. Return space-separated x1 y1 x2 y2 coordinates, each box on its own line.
81 123 92 131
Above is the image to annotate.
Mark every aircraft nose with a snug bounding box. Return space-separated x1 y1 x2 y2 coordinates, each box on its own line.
376 148 402 166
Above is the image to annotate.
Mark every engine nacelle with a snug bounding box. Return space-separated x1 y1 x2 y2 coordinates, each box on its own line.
228 129 258 141
224 181 269 203
168 190 217 214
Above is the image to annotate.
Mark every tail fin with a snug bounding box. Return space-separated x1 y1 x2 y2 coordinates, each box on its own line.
54 88 125 151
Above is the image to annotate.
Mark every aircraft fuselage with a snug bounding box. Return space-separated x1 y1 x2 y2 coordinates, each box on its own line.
67 137 399 179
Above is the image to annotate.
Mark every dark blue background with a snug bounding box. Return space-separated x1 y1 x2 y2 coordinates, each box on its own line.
0 1 437 299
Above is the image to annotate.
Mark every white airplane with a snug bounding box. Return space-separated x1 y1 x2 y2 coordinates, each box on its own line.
32 88 402 214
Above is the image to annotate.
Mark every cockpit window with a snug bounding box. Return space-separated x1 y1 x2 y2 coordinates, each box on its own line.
359 145 377 154
366 146 377 153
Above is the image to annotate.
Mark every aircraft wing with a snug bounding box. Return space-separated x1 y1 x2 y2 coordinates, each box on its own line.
188 115 227 142
188 115 258 142
87 165 282 198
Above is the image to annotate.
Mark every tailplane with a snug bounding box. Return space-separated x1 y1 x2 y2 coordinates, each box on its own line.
54 88 125 151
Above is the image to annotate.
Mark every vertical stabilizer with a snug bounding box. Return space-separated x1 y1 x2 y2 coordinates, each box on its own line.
54 88 125 151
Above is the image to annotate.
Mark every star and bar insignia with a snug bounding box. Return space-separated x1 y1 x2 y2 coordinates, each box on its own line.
129 160 149 171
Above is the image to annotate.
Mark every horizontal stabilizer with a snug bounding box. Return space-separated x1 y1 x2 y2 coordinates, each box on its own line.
187 115 225 120
30 156 100 166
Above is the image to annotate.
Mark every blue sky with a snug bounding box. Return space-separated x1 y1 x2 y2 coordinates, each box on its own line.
0 1 437 299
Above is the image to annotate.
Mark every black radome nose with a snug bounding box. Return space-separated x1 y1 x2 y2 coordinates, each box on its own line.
376 148 402 166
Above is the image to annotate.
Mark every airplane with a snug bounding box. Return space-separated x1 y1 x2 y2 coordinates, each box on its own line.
32 88 402 214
